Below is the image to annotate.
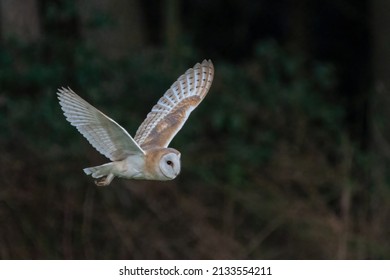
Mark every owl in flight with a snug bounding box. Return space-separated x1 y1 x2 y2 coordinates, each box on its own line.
57 60 214 186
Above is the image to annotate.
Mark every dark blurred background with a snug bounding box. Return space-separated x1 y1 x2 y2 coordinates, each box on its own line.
0 0 389 259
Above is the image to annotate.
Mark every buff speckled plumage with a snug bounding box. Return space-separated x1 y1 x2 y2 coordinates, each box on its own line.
57 60 214 186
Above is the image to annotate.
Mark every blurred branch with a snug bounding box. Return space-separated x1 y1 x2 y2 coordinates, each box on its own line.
82 186 95 258
164 0 180 59
241 215 285 258
337 135 353 259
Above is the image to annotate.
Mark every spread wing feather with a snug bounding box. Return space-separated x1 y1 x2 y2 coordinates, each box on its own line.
57 87 144 161
134 59 214 149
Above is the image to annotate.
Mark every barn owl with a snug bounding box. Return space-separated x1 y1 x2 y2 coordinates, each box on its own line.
57 60 214 186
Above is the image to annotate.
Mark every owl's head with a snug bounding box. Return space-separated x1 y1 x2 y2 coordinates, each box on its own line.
159 149 181 180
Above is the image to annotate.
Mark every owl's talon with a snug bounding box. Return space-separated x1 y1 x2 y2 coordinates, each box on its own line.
95 178 108 186
94 173 114 186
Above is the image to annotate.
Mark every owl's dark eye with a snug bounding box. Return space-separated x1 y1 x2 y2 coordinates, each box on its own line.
167 160 173 166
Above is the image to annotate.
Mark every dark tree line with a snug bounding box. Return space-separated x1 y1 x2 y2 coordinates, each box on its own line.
0 0 389 259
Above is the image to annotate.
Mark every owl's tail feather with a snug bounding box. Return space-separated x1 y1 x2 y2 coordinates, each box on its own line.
83 162 113 178
84 163 115 186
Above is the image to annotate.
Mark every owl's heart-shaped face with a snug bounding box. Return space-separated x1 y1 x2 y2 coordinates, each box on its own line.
159 152 181 180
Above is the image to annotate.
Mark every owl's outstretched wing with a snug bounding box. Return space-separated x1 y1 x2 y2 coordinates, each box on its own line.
134 59 214 149
57 87 144 161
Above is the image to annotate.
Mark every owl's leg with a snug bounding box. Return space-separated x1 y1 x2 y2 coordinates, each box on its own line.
95 173 114 186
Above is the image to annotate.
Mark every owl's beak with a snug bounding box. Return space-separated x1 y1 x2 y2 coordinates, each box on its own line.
169 169 180 180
